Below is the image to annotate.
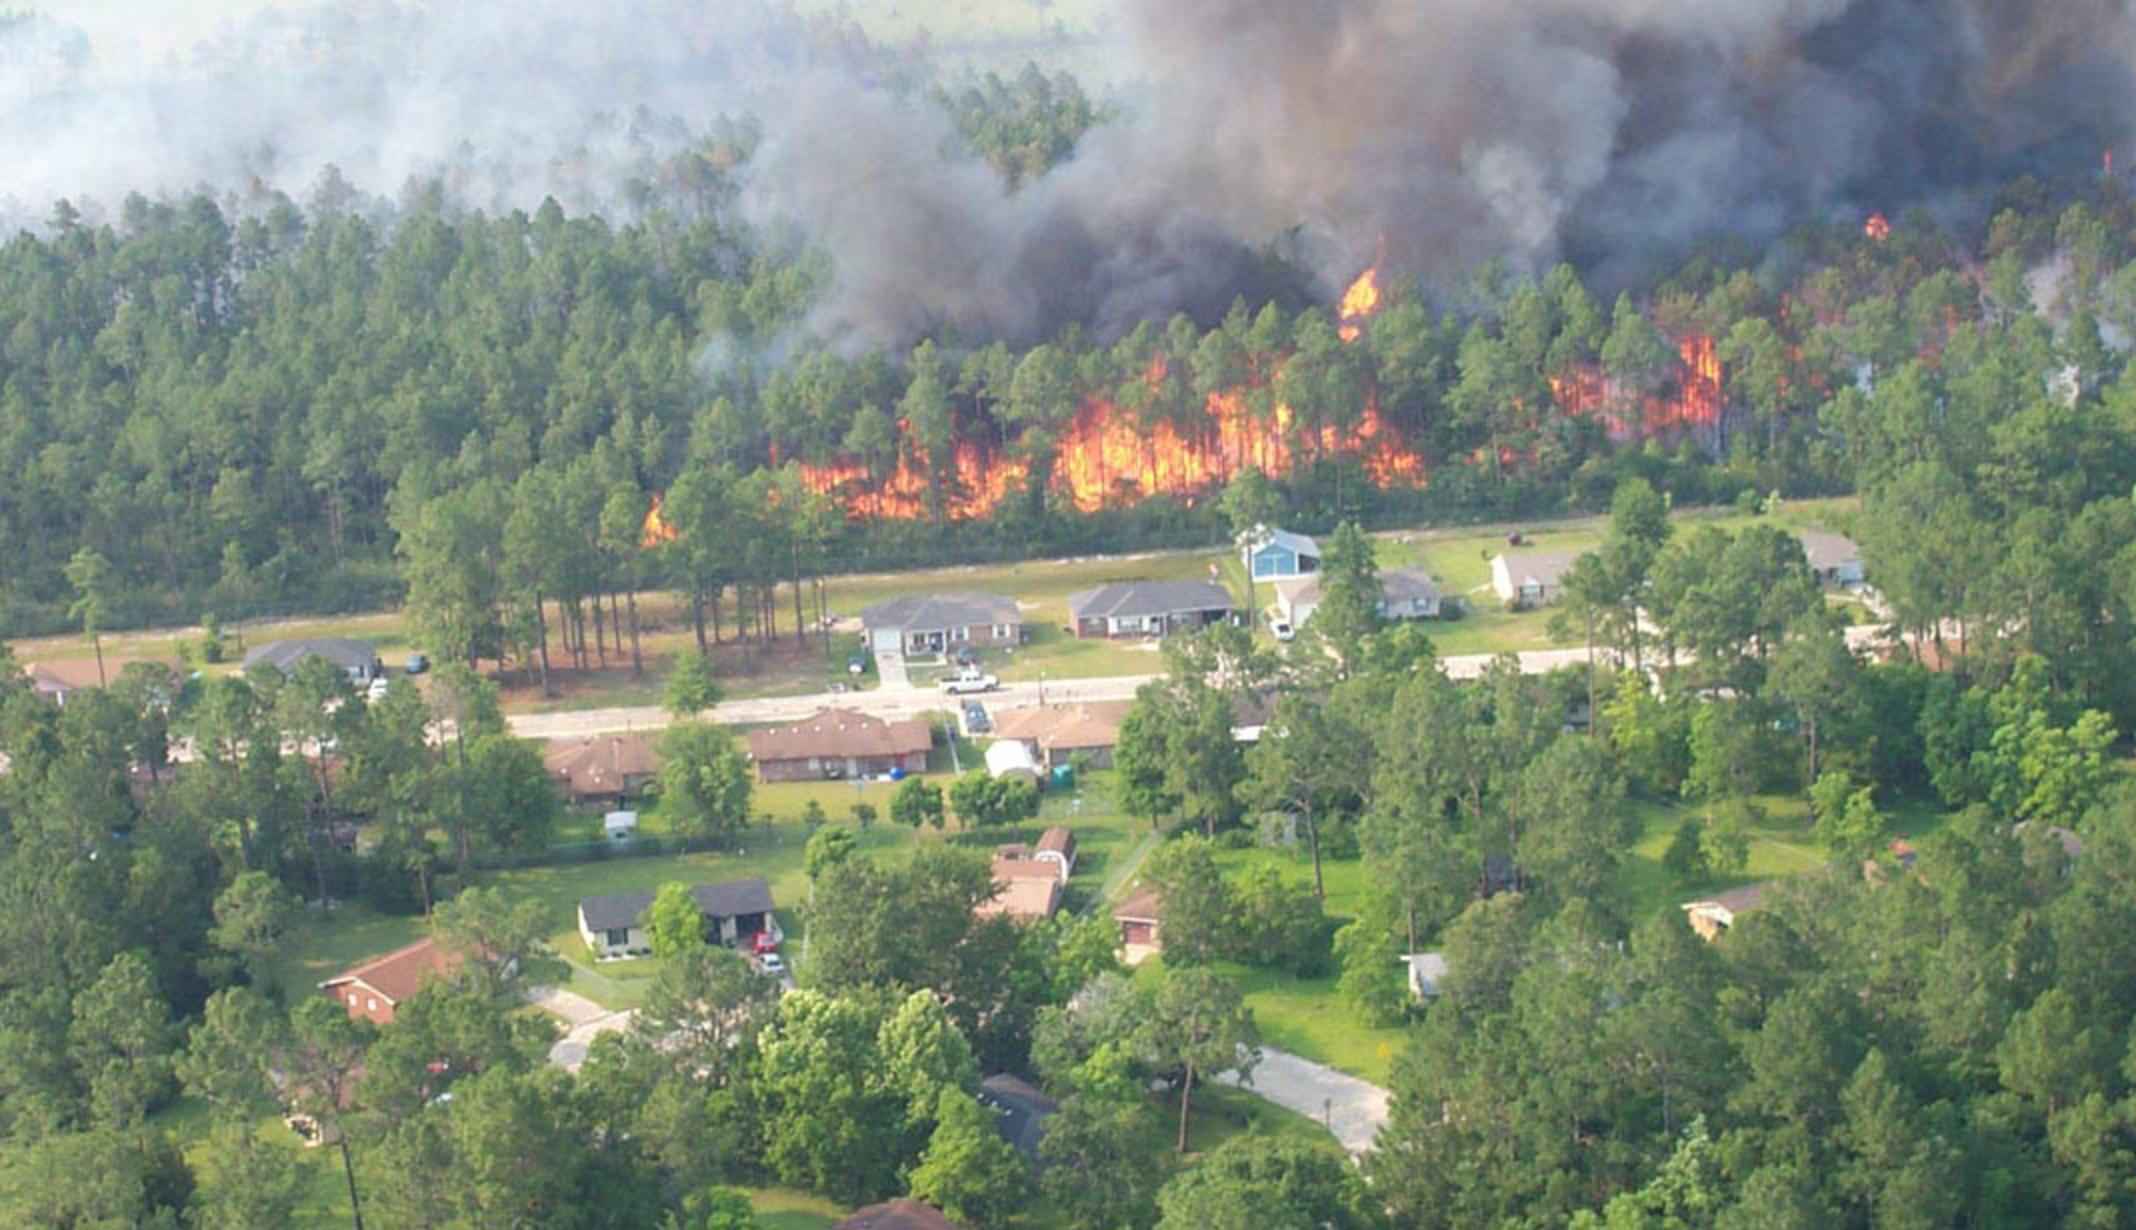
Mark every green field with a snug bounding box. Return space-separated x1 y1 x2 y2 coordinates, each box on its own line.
18 497 1865 717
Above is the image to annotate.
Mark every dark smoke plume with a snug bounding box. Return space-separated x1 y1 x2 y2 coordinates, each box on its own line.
8 1 2136 349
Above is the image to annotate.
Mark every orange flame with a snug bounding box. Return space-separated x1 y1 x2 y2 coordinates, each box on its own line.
640 493 678 547
1552 333 1723 440
1863 213 1891 241
1337 267 1382 343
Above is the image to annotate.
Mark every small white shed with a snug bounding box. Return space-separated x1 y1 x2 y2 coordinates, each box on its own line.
603 810 639 840
984 739 1042 785
1404 952 1449 1000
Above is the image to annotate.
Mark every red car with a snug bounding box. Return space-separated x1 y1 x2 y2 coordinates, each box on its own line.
750 931 778 955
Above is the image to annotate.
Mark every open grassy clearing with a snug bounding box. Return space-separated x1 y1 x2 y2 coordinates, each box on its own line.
14 497 1864 716
153 1096 353 1226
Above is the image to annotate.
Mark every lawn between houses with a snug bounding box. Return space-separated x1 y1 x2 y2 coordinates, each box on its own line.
12 497 1865 717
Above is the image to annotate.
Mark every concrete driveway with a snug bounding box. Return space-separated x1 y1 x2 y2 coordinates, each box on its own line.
528 986 635 1073
1219 1047 1391 1155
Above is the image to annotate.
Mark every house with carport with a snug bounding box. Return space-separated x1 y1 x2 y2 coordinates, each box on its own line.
1069 580 1237 639
576 877 780 959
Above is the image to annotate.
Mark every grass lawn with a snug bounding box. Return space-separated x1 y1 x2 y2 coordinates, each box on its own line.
747 1188 847 1229
16 496 1864 714
154 1096 353 1227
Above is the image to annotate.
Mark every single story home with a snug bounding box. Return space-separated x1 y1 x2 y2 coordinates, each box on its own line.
984 738 1042 785
319 937 464 1025
1069 580 1237 639
836 1201 961 1230
576 877 780 959
977 1073 1059 1164
1405 952 1449 1000
1798 530 1865 586
1272 567 1442 627
976 858 1064 923
1113 883 1164 964
990 701 1132 770
544 732 661 805
1489 548 1584 607
1681 882 1771 942
243 637 384 682
1244 527 1321 581
24 656 177 705
860 592 1024 657
744 708 932 783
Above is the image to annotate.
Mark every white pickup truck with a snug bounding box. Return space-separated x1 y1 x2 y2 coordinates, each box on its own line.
941 673 1000 694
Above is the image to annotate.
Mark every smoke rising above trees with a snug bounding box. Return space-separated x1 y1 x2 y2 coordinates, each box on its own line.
9 0 2136 347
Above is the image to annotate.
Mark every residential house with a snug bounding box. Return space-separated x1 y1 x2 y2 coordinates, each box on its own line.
744 708 932 782
1405 952 1449 1000
1069 580 1237 639
1489 548 1583 607
983 738 1042 785
860 592 1025 657
977 1073 1059 1164
1681 882 1771 942
1798 530 1865 586
1113 883 1164 963
836 1201 962 1230
576 877 780 959
243 638 384 682
1244 528 1321 581
544 732 661 805
990 701 1132 770
1272 567 1441 628
319 937 465 1025
976 858 1064 923
24 656 177 706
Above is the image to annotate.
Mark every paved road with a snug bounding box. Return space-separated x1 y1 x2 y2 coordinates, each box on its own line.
1219 1047 1392 1155
508 625 1902 742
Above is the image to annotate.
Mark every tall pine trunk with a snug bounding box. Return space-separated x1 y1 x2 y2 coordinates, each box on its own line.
626 591 643 677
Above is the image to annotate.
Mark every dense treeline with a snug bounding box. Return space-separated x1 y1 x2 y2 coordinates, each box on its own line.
12 83 2136 643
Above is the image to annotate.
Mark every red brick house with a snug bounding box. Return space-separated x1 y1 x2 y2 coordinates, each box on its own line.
319 937 464 1025
744 708 932 783
544 732 661 805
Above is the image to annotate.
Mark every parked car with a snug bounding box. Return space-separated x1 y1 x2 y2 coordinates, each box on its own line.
953 646 979 667
405 652 430 675
1269 618 1295 642
847 654 867 675
366 676 391 701
962 702 992 735
942 673 999 694
758 952 786 976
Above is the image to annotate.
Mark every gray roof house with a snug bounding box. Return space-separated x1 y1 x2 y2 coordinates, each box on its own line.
1797 531 1865 585
576 878 779 958
1489 549 1584 607
1069 580 1237 639
860 592 1024 656
242 638 383 682
1274 567 1442 626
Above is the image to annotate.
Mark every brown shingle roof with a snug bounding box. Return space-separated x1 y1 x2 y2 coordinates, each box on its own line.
990 701 1132 753
977 873 1063 921
25 657 175 694
1037 826 1076 858
543 733 660 797
319 937 463 1005
837 1200 961 1230
1113 883 1163 923
745 708 932 763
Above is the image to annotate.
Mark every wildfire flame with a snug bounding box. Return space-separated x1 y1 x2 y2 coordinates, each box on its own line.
1550 333 1723 440
1863 212 1891 242
1337 267 1382 343
640 493 678 547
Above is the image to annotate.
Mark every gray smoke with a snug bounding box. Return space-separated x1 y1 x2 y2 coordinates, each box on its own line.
7 0 2135 350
